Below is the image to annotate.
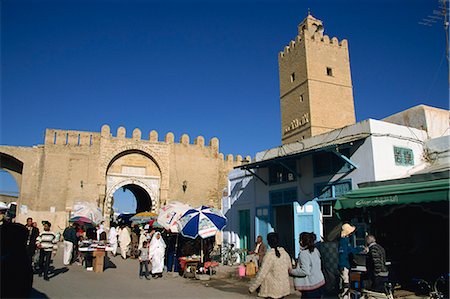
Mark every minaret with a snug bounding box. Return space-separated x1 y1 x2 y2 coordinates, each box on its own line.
278 14 356 144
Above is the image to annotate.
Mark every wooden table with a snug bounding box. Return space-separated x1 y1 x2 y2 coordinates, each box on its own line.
79 247 113 273
179 257 201 278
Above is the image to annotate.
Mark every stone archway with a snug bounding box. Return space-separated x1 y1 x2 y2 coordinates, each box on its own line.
104 178 159 225
99 145 169 214
0 152 24 198
102 148 164 227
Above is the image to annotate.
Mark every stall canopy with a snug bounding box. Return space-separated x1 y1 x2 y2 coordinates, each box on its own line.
334 178 449 210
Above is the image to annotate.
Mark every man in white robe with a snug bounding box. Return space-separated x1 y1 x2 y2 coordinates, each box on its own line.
108 227 118 256
118 225 131 259
149 232 166 278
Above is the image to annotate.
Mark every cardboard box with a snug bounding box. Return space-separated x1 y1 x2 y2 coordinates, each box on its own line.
93 250 105 273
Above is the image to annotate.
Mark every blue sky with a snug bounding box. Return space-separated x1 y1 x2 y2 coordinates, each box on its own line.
1 0 448 211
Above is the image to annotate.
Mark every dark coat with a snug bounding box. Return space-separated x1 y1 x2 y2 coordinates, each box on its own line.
26 226 40 256
1 222 33 298
63 226 78 244
366 243 388 277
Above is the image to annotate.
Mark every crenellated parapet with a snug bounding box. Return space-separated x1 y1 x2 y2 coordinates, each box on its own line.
279 33 348 59
45 125 252 165
44 129 100 146
279 13 348 60
99 125 247 156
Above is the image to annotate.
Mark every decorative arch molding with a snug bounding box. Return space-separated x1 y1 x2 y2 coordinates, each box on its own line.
100 144 167 176
104 178 159 220
99 144 169 193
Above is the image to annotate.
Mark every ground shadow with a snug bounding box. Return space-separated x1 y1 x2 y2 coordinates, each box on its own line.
48 266 69 279
29 288 49 298
104 256 117 270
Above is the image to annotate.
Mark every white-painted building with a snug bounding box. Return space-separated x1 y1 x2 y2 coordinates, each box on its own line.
222 106 449 258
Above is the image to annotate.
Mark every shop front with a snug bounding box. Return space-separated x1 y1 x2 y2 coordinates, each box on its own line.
335 175 449 287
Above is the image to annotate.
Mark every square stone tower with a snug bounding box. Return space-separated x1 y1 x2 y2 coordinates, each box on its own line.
279 14 356 144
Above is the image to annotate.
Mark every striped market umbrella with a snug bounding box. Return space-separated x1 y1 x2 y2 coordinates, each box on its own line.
177 206 227 239
130 211 158 223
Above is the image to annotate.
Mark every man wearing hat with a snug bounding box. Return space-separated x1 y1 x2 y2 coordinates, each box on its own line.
36 221 58 281
338 223 365 299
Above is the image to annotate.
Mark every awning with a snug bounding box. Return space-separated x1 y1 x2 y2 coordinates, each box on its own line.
237 133 369 170
334 178 449 210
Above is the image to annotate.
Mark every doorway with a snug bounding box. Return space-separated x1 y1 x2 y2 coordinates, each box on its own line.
239 209 251 251
273 205 294 257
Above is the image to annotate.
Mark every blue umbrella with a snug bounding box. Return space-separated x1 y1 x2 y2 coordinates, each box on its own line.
178 206 227 239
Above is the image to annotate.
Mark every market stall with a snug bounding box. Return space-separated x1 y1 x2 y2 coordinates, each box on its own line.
78 241 114 273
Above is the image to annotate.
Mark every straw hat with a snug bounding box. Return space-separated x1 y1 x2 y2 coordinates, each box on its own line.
341 223 356 237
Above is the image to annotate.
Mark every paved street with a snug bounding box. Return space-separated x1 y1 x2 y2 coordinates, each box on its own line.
30 244 298 299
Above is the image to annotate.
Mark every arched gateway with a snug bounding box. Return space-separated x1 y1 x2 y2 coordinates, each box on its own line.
0 125 243 229
103 149 162 227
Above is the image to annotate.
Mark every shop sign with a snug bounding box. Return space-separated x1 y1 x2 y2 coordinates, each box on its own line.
355 195 399 207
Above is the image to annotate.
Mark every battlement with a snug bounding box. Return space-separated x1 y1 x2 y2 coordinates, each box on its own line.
44 125 252 162
99 125 250 162
44 129 101 146
279 33 348 59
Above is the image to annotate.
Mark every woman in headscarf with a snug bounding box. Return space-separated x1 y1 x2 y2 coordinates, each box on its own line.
108 226 118 256
149 232 166 278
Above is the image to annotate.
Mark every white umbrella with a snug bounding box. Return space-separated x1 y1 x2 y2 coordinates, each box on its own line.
157 201 192 233
72 201 104 224
157 201 192 275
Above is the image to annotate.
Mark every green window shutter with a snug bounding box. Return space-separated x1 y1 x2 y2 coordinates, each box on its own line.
394 147 414 166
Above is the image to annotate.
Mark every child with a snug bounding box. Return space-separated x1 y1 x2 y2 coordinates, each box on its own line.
139 241 150 280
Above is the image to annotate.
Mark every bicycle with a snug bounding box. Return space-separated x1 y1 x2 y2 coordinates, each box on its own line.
346 278 394 299
221 243 241 266
413 274 449 299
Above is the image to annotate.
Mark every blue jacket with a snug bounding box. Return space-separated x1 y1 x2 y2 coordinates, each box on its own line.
338 237 364 270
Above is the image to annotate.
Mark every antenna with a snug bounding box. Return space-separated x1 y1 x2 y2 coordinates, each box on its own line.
419 0 449 84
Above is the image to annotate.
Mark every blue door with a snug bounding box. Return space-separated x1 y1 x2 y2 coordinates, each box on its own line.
293 201 321 257
255 206 273 245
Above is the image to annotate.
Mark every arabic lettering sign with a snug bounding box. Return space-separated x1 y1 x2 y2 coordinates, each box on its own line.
355 195 399 207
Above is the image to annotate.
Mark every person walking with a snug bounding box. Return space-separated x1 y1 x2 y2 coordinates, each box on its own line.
149 232 166 278
248 232 292 299
338 223 365 299
62 223 78 265
25 217 40 266
36 221 58 281
131 224 140 258
365 235 389 292
138 240 151 280
108 226 118 256
118 225 131 259
290 232 326 298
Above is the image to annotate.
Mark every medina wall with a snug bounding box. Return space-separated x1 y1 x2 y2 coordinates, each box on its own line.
0 124 245 230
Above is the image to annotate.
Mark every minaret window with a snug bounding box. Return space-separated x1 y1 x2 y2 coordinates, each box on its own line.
326 67 333 76
299 94 304 102
290 73 296 82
